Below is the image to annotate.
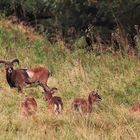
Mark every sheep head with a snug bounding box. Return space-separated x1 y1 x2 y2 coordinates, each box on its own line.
0 58 19 73
88 90 102 105
43 87 58 101
39 83 58 101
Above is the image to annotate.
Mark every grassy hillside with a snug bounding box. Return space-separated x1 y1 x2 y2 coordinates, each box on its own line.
0 19 140 140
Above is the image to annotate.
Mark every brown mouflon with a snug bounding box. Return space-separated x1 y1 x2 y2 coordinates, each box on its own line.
0 59 51 93
72 91 101 114
129 103 140 112
20 96 37 118
40 83 63 115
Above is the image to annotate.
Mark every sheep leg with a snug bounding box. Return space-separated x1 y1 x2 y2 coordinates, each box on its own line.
39 81 51 91
42 83 51 92
17 83 26 94
25 81 40 87
17 86 24 94
45 84 51 90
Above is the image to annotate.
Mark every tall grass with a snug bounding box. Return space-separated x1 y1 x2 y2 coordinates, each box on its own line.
0 19 140 140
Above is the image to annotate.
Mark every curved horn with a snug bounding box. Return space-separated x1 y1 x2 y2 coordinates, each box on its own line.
50 87 58 94
0 60 7 64
51 87 58 91
11 58 19 65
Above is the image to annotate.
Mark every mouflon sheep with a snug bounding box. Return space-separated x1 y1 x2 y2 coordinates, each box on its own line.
40 83 63 114
129 103 140 112
71 91 101 114
20 96 37 118
0 59 51 93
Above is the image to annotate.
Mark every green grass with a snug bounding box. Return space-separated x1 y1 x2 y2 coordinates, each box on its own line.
0 19 140 140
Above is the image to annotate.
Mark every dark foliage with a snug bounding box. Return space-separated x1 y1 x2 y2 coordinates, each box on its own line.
0 0 140 51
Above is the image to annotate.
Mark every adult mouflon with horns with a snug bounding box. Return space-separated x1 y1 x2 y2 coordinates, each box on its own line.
0 59 30 92
0 58 51 93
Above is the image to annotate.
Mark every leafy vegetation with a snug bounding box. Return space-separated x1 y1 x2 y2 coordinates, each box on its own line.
0 0 140 50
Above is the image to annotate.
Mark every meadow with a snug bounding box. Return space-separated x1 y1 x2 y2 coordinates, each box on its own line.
0 19 140 140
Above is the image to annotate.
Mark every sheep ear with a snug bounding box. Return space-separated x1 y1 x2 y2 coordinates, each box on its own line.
11 59 19 65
